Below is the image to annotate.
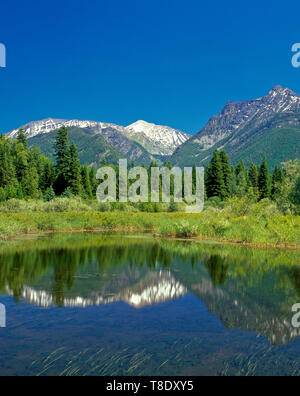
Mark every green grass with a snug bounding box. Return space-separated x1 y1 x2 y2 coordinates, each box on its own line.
0 198 299 247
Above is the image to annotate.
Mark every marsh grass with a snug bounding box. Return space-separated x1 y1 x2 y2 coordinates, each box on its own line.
0 198 299 247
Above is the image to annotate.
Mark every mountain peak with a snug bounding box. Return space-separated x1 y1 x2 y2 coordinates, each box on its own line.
7 117 190 159
268 85 299 97
125 120 190 156
127 120 154 131
172 85 300 167
270 85 285 92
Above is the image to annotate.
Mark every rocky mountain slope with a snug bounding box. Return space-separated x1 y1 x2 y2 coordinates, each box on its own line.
8 118 124 139
171 85 300 168
123 120 190 156
8 118 189 165
8 119 153 165
7 85 300 168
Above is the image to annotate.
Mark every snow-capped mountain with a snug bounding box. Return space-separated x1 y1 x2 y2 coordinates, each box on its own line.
172 85 300 167
124 120 190 156
8 118 189 157
8 118 153 165
8 118 125 139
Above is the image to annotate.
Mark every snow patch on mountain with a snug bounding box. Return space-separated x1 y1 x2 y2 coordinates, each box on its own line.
8 118 125 139
174 85 300 157
8 118 190 157
124 120 190 155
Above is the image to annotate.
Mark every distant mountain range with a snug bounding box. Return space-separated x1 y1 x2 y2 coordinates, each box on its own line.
8 118 190 165
7 85 300 167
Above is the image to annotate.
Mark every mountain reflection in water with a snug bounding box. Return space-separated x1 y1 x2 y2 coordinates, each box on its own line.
0 233 300 376
9 271 187 309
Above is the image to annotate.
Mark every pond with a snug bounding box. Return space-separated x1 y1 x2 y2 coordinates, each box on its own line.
0 233 299 376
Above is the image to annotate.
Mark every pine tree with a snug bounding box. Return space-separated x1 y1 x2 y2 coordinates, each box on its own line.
23 165 39 198
248 163 259 188
0 136 17 189
16 183 24 199
219 151 232 198
88 166 98 195
40 161 54 193
14 142 29 183
44 186 55 202
192 164 197 195
290 177 300 210
206 150 226 199
68 143 81 195
81 165 93 198
54 127 71 195
61 187 74 198
235 160 245 177
17 128 28 148
258 157 270 199
235 159 248 196
30 146 46 177
271 165 284 199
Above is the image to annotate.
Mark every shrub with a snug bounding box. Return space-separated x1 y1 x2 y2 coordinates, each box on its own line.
44 187 56 202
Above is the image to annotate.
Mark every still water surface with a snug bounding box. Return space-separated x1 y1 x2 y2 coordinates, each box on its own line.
0 233 299 376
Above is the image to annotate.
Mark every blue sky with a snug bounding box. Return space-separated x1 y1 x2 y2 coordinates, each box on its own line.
1 0 300 134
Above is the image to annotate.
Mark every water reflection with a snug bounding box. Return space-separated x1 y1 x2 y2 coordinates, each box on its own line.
0 233 300 347
11 271 187 308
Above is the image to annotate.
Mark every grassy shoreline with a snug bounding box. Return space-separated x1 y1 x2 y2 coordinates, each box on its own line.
0 210 299 249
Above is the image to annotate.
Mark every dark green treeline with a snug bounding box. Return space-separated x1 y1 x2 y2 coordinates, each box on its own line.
0 128 292 204
205 149 285 202
0 127 98 201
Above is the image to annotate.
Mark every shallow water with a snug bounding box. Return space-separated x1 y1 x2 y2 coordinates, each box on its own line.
0 233 299 376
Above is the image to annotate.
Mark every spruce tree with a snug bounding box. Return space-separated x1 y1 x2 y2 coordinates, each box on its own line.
290 176 300 209
206 150 226 199
40 161 54 193
0 137 17 189
248 163 259 188
14 142 29 183
258 157 270 199
89 166 98 195
271 165 284 199
235 160 247 195
44 186 56 202
81 165 93 198
23 165 39 198
17 128 28 148
192 164 197 195
235 160 245 177
219 151 231 198
16 183 24 200
68 143 81 195
54 127 71 195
